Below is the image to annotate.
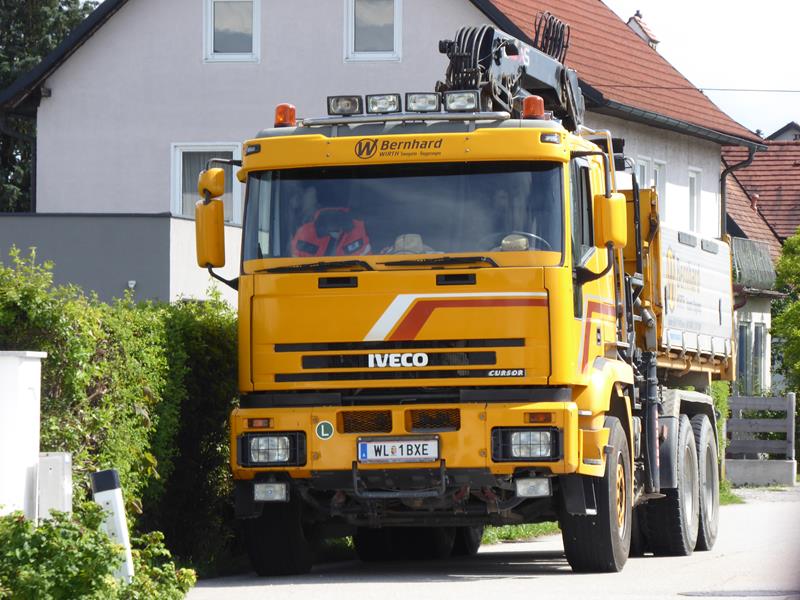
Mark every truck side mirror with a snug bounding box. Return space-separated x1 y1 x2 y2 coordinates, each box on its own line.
594 193 627 249
195 169 226 268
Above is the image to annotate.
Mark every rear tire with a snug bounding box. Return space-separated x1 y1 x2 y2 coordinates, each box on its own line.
646 414 699 556
560 416 631 572
692 414 720 551
452 526 484 556
245 497 313 576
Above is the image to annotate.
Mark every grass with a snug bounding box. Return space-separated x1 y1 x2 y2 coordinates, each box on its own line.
720 479 744 505
481 522 560 545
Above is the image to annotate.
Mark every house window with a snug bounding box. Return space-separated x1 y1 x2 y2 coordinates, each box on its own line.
753 322 766 393
736 321 752 394
345 0 402 61
171 144 243 224
688 169 700 233
204 0 260 62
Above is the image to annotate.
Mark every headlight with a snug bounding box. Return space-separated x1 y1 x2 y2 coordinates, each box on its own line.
327 95 363 115
250 436 290 463
492 428 559 462
366 94 401 114
510 430 553 458
443 90 479 112
239 432 306 467
406 92 440 112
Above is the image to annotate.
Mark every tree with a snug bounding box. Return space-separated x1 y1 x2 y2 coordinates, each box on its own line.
772 230 800 390
0 0 97 212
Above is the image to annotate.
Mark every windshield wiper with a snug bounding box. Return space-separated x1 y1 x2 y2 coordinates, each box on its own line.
379 255 498 268
260 260 374 274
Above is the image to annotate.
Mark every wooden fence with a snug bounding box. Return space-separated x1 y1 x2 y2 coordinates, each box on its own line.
726 393 796 459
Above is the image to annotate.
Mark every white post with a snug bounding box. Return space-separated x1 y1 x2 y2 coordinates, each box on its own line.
91 469 135 583
0 351 47 521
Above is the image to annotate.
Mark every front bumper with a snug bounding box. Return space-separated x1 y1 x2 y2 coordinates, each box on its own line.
230 400 610 480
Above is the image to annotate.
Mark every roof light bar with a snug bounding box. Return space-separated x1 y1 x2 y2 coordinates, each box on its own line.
327 95 363 116
406 92 441 112
443 90 479 112
366 94 402 114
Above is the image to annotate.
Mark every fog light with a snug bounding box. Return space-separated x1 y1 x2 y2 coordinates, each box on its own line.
254 482 288 502
510 430 553 458
366 94 401 114
250 436 290 463
443 90 479 112
515 477 552 498
406 92 440 112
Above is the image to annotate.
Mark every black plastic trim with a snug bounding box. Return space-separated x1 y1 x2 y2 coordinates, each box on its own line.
301 351 496 370
275 338 524 353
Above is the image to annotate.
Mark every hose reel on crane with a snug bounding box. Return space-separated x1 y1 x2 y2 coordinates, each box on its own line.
437 13 585 131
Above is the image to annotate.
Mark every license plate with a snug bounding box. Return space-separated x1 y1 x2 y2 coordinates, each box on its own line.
357 437 439 464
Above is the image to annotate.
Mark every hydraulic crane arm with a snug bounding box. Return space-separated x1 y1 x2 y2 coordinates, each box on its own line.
437 14 585 131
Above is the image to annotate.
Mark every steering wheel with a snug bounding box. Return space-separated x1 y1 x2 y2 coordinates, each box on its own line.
478 231 553 251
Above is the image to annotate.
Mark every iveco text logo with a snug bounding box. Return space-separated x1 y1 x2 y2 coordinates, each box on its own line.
368 353 429 368
354 138 378 159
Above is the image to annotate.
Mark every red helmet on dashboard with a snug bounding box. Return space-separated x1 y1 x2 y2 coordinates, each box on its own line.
291 208 371 257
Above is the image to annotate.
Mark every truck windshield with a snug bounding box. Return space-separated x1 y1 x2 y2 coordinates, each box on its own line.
242 161 563 263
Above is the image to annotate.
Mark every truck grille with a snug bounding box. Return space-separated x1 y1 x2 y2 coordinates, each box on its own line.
340 410 392 433
408 408 460 432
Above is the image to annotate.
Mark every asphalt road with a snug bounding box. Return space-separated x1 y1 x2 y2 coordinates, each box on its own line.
189 486 800 600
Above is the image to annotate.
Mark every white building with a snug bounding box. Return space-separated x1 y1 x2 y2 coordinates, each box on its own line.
0 0 764 302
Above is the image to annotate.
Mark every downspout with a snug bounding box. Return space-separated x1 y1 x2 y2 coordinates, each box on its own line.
0 113 37 212
719 146 756 238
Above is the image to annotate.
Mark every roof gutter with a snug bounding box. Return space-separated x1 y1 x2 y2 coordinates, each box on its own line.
596 100 767 151
720 148 757 238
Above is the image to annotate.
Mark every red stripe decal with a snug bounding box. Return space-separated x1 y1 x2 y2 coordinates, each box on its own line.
580 301 616 371
388 298 547 341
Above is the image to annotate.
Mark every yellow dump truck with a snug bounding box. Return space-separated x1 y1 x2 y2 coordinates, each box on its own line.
194 19 729 575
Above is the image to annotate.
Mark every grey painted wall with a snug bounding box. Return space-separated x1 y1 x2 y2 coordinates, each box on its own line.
0 214 171 302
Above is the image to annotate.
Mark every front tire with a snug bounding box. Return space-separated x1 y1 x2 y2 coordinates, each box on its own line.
452 526 484 556
692 414 720 550
245 497 313 576
560 416 632 572
646 414 700 555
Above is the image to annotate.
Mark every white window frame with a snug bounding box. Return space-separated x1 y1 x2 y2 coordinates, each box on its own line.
204 0 260 63
653 160 666 201
637 157 651 188
171 143 244 225
688 168 701 233
344 0 402 62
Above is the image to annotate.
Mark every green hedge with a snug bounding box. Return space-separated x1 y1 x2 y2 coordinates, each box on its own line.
0 248 241 578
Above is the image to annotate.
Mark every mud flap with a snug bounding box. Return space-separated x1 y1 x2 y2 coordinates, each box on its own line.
559 474 598 516
658 415 678 489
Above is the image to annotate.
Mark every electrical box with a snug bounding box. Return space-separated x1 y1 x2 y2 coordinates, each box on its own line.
38 452 73 519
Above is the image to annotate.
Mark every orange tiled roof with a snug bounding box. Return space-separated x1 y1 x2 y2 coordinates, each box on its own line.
484 0 761 144
725 174 782 263
723 142 800 240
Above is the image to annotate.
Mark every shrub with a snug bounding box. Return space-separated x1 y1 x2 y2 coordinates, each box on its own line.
0 503 195 600
0 247 241 578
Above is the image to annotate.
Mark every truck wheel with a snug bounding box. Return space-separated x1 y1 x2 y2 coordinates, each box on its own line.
452 526 484 556
646 414 699 555
353 528 397 562
413 527 456 559
559 416 631 572
691 414 719 551
245 496 313 576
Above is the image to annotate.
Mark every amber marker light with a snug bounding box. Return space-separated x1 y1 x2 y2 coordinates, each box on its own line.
521 95 545 119
248 418 273 429
274 103 297 128
524 412 553 424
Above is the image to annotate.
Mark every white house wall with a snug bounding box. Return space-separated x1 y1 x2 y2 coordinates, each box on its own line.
585 113 722 239
35 0 487 215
